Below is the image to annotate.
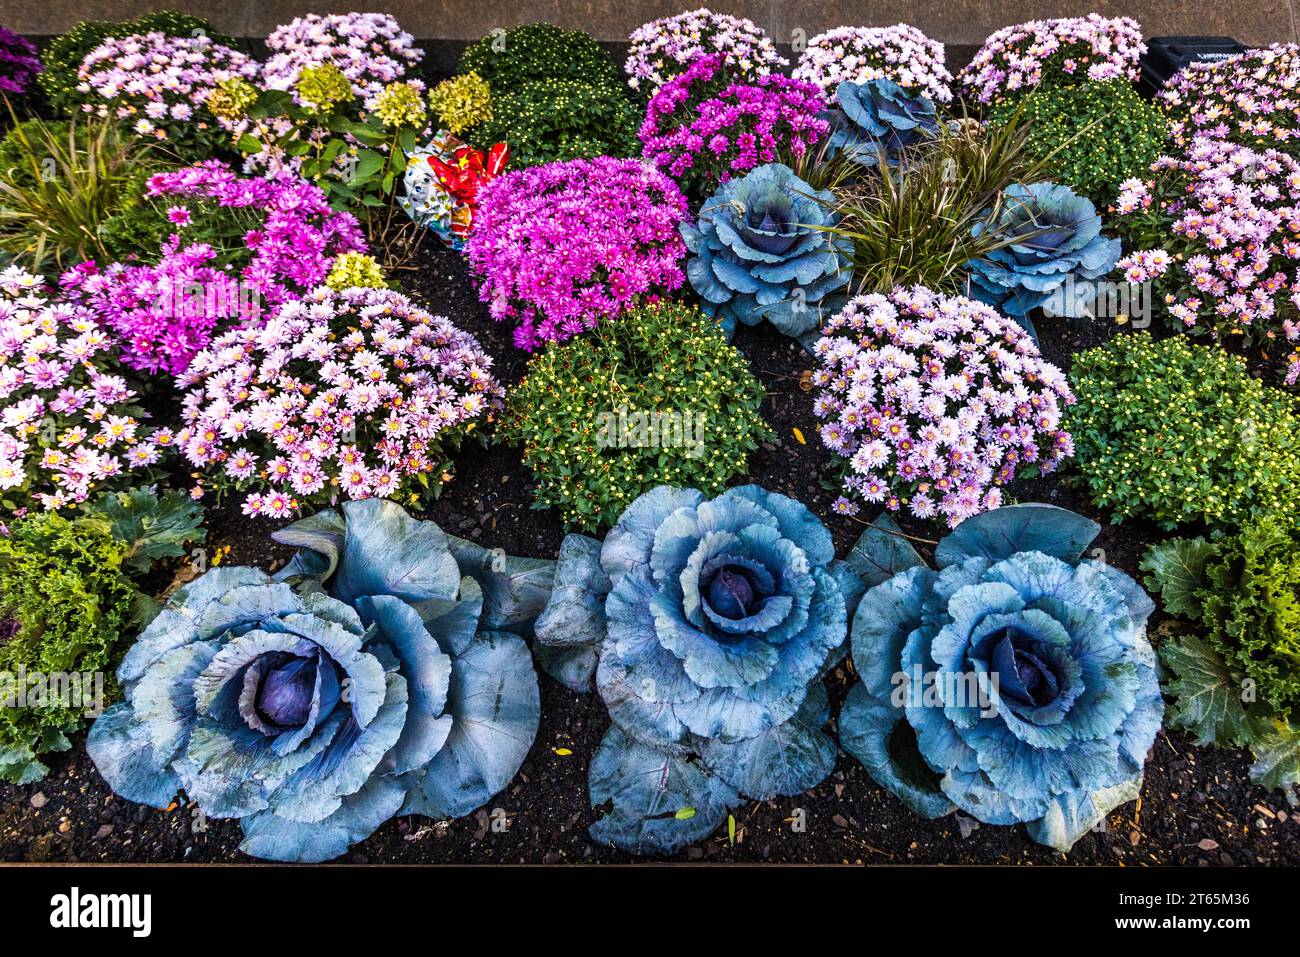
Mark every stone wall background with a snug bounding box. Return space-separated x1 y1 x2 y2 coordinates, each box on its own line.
2 0 1296 47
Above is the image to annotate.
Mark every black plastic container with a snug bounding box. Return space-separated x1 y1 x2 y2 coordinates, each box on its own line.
1139 36 1249 95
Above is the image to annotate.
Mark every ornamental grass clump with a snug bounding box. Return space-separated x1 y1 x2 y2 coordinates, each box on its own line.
460 22 619 93
262 12 423 102
1159 45 1300 158
467 78 639 169
75 30 259 156
502 301 772 532
533 484 863 852
1110 137 1300 345
466 157 688 350
0 490 204 784
839 504 1163 851
624 8 787 98
89 499 546 862
1066 332 1300 529
987 81 1168 204
640 53 829 198
1143 517 1300 793
958 15 1145 106
175 285 504 518
812 287 1075 528
793 24 953 104
0 267 170 513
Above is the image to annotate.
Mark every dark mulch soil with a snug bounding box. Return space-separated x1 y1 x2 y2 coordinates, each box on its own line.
2 237 1297 865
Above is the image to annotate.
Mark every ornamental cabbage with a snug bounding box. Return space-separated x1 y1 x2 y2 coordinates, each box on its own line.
682 163 852 338
967 182 1121 333
826 79 938 167
87 499 547 862
838 504 1163 852
534 485 866 854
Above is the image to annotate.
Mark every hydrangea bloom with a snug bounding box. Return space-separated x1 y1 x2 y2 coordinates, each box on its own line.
826 79 938 167
838 504 1163 852
0 26 41 95
467 156 688 350
640 53 829 197
811 287 1075 528
682 163 851 338
1159 44 1300 157
59 162 365 376
262 13 423 102
958 15 1145 105
176 285 504 517
624 8 787 96
1111 137 1300 342
793 24 953 104
0 267 169 512
76 31 259 144
533 485 866 854
967 182 1122 330
88 499 546 862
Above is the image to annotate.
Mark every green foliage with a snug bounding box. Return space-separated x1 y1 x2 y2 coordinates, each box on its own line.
1066 333 1300 529
502 301 773 532
0 114 164 270
459 23 619 93
37 11 230 117
467 78 639 169
428 72 493 136
988 81 1168 204
822 113 1054 294
81 487 206 575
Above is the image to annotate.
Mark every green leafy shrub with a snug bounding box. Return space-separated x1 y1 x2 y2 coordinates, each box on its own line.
502 301 772 531
988 80 1168 204
1066 332 1300 529
37 10 231 117
1143 516 1300 792
459 23 619 93
0 488 204 783
467 78 639 169
0 115 163 270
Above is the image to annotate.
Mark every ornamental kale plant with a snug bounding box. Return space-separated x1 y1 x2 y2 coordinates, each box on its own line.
262 12 423 102
88 499 547 862
59 161 365 376
825 79 938 168
502 301 771 532
533 485 865 853
813 287 1073 527
467 78 639 170
839 504 1163 852
459 22 619 93
793 24 953 104
37 11 229 116
1066 332 1300 529
624 9 787 98
1143 517 1300 793
0 27 41 96
0 267 171 513
640 54 829 198
75 30 258 156
967 181 1121 333
467 157 688 350
0 487 204 784
176 285 504 518
987 81 1168 205
1110 137 1300 344
958 15 1146 106
681 162 850 338
1159 45 1300 158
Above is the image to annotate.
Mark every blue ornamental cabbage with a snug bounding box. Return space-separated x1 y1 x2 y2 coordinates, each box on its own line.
837 504 1164 852
826 78 938 167
681 162 852 339
967 182 1121 334
534 485 866 854
86 500 550 862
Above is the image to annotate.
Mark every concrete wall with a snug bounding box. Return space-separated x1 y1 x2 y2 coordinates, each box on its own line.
2 0 1296 47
